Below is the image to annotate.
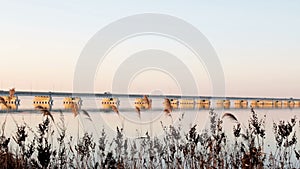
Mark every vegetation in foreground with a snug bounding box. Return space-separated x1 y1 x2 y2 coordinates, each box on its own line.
0 108 300 169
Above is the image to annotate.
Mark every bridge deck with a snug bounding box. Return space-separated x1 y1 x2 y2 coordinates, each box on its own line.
0 90 298 101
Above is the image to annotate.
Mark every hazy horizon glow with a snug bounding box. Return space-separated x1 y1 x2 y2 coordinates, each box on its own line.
1 1 300 98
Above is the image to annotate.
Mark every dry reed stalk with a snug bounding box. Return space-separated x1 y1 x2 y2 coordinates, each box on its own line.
135 106 141 118
222 112 239 123
35 105 54 122
8 88 15 101
111 105 119 115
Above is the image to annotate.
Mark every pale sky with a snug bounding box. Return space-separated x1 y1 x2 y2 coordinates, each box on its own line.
0 1 300 98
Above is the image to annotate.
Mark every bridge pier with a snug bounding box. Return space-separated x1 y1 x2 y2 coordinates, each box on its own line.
0 96 20 111
282 101 289 107
101 97 120 109
170 98 179 109
195 99 210 109
234 100 248 108
33 96 53 110
216 100 230 109
163 98 179 110
241 100 248 108
282 100 295 108
294 101 300 107
179 99 195 109
63 97 82 110
263 100 274 108
135 98 145 109
274 101 282 108
289 101 295 107
250 100 263 108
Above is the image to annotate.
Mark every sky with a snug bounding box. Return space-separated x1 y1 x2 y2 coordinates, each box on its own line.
0 1 300 98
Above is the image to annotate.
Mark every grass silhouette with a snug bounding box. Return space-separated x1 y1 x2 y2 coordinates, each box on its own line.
0 108 299 168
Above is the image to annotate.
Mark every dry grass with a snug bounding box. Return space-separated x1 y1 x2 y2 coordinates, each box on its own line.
0 108 299 168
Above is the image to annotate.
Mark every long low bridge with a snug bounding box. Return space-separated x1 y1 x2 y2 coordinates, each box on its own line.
0 90 299 111
0 90 299 101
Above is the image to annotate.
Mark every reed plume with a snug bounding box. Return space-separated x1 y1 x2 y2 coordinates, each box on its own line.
0 96 8 108
111 105 119 115
164 108 171 116
221 112 239 123
164 98 172 114
35 105 54 122
143 95 152 109
71 103 79 117
81 110 92 121
135 106 141 118
8 88 15 101
71 103 92 121
1 117 7 136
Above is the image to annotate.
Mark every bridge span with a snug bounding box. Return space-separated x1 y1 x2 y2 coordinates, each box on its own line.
0 90 299 111
0 90 299 101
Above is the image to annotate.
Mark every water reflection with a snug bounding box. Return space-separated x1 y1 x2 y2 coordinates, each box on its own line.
1 97 300 143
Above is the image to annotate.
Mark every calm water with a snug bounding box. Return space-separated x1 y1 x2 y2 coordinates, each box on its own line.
1 96 300 153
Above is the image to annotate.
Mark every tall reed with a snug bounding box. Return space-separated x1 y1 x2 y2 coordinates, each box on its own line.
0 108 299 168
